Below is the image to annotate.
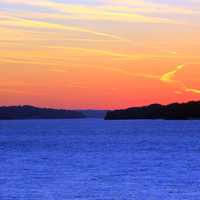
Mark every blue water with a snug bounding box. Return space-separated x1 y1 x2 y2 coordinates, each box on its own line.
0 119 200 200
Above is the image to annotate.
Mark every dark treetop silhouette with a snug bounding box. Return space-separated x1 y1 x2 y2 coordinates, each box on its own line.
0 105 85 120
105 101 200 120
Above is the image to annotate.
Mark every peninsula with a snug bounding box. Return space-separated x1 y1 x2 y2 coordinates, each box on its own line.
0 105 85 120
105 101 200 120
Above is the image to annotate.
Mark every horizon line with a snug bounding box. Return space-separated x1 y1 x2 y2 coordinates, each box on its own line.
0 99 199 110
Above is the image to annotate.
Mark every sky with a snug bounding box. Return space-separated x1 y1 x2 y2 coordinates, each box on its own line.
0 0 200 109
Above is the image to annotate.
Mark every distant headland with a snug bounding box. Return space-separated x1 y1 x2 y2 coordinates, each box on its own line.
0 105 109 120
0 105 85 120
105 101 200 120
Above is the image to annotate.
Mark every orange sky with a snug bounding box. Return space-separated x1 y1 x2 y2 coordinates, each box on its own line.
0 0 200 109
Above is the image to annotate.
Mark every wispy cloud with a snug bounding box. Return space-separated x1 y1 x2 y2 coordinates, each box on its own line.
185 87 200 94
2 0 183 25
0 88 45 95
160 64 200 94
107 64 200 94
111 0 199 15
43 46 188 60
160 65 185 83
0 57 62 66
90 66 159 79
0 13 124 41
51 64 200 95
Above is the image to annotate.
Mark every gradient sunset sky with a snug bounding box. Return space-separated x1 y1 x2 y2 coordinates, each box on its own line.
0 0 200 109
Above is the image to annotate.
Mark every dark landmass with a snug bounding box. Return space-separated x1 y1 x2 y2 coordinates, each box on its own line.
78 110 108 118
0 105 85 120
105 101 200 120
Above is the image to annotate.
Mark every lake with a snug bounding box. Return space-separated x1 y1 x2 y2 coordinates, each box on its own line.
0 119 200 200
